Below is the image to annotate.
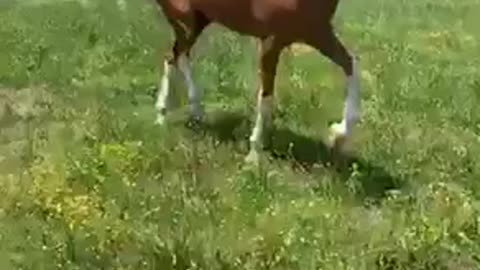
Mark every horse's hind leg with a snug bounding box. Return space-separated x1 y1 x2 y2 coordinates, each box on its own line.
309 27 361 153
155 12 210 125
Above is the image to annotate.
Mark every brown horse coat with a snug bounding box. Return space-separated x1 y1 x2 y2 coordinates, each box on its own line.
154 0 360 163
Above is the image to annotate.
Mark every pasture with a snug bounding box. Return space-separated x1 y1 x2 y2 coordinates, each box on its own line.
0 0 480 269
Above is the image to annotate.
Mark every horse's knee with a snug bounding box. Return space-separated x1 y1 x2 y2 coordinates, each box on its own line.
341 52 354 76
164 49 177 66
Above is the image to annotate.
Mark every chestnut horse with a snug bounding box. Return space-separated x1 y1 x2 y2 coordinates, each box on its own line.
154 0 361 163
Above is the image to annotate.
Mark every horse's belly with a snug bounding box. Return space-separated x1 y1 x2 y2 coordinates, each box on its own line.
212 16 271 37
195 0 303 38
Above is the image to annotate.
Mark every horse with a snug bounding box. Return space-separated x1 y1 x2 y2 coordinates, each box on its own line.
153 0 361 163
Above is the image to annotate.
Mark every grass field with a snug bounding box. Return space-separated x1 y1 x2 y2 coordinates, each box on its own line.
1 0 480 269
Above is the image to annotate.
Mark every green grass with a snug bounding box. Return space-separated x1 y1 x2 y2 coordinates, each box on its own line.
1 0 480 269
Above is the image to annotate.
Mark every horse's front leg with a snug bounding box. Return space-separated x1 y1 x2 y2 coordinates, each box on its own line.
245 38 285 164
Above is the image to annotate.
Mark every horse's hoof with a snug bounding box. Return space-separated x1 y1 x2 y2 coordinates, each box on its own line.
244 150 260 165
327 122 348 154
328 122 354 169
155 115 166 126
190 114 203 124
186 113 204 131
190 104 204 122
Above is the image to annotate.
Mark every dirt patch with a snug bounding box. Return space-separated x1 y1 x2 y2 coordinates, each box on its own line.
0 85 55 127
0 85 58 173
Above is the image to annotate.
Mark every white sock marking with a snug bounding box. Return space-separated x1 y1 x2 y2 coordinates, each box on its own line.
340 57 361 136
156 60 171 110
250 95 273 151
178 54 202 119
155 60 172 124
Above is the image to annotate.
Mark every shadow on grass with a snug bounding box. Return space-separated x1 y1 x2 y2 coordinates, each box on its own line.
200 109 403 201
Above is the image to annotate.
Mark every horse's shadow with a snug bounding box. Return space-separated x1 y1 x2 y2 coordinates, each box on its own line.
200 109 402 201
